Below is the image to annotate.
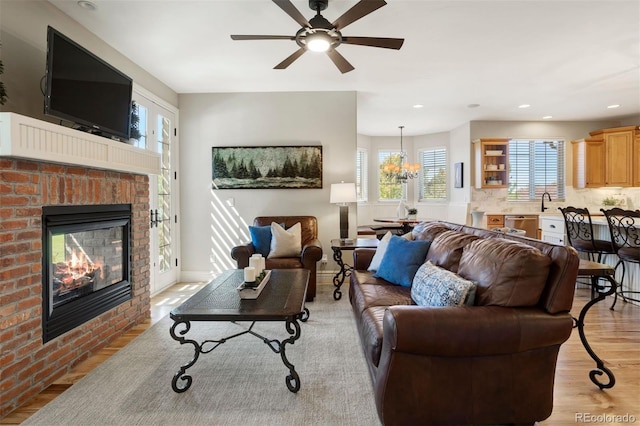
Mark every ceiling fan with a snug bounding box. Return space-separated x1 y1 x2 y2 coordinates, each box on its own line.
230 0 404 74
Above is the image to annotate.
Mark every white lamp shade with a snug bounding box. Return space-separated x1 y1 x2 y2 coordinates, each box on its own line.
330 182 357 204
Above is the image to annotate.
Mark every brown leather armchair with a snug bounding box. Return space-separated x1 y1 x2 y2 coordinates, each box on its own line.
231 216 322 301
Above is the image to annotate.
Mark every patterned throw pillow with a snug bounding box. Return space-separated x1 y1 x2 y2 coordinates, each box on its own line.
411 261 477 307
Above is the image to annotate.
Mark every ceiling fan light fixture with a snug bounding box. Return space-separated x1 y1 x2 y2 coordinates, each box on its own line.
306 32 331 52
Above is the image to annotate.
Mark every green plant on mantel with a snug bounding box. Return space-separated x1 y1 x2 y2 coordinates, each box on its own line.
0 45 7 105
129 101 141 140
602 197 618 207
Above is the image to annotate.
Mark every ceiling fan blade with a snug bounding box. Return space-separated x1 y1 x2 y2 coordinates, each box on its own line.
231 35 295 41
342 36 404 50
326 49 355 74
274 48 307 69
273 0 311 28
332 0 387 30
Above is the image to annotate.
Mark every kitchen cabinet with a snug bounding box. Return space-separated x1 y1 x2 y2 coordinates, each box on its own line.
540 216 565 245
572 136 605 188
573 126 639 188
635 132 640 187
486 214 504 229
603 127 634 186
474 139 509 189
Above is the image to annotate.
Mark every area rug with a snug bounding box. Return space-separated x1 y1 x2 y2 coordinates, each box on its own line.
24 285 380 426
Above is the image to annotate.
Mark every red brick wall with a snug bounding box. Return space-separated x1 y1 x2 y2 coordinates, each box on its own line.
0 158 151 417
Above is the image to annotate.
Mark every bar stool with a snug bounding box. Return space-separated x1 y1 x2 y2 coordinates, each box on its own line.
575 259 617 389
558 207 617 263
600 208 640 308
559 207 617 296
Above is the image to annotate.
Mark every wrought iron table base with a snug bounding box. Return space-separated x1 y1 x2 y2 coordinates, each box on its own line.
610 260 640 310
573 275 616 389
331 247 351 300
170 308 309 394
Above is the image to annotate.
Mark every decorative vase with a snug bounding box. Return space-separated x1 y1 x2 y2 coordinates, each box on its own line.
397 200 408 219
471 211 485 227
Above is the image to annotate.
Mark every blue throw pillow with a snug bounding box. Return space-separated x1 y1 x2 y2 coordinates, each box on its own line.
249 224 274 257
374 236 431 287
249 222 285 257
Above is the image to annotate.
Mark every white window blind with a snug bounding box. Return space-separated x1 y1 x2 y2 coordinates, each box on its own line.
356 148 368 202
419 148 447 200
378 150 403 200
508 139 565 201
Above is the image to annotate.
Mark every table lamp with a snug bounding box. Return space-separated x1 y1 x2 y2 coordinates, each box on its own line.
330 182 357 240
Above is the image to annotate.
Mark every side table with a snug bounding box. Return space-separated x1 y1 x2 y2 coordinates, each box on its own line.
330 238 378 300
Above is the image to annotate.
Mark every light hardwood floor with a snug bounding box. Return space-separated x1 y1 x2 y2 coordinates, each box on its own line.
2 277 639 425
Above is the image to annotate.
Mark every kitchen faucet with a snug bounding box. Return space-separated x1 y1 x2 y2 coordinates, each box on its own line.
541 192 552 212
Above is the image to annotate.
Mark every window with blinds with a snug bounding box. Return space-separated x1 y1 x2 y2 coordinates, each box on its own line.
356 148 368 202
419 148 447 200
378 150 403 200
508 139 565 201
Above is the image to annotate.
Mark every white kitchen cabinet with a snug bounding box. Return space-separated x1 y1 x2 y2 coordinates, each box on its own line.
540 216 565 245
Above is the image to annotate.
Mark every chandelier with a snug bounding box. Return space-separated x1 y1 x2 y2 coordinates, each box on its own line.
382 126 420 183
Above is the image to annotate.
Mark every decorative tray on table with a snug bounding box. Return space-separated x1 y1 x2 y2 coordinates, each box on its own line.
237 270 271 299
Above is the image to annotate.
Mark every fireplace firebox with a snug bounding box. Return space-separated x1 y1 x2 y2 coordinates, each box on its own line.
42 204 132 343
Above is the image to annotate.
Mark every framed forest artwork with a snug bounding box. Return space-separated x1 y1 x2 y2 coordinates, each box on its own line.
212 146 323 189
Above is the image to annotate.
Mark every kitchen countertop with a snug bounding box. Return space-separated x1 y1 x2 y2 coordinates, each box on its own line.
482 212 611 226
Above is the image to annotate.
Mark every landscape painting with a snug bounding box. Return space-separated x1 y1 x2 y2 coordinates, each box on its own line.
212 146 323 189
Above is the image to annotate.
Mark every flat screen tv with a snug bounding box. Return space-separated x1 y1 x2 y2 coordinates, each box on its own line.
44 26 133 141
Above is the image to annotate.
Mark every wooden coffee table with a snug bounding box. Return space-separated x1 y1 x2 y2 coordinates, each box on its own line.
169 269 310 393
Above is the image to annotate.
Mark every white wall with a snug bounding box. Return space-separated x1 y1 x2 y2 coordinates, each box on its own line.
178 91 357 280
447 122 472 224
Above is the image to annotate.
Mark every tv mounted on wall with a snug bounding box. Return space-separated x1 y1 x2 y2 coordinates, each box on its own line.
44 26 133 141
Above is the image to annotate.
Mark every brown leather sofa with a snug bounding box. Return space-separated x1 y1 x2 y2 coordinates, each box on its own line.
349 221 580 425
231 216 322 301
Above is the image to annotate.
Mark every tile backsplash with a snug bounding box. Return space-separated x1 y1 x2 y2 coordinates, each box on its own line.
471 187 640 215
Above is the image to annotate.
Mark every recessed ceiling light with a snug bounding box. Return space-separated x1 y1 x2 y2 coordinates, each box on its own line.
607 104 620 109
518 104 530 109
467 103 480 108
77 1 97 10
542 116 553 120
413 104 424 109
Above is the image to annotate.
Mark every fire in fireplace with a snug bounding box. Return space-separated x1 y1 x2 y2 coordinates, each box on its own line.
42 204 132 343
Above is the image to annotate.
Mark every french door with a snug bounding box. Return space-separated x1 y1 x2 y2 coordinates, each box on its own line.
132 89 179 295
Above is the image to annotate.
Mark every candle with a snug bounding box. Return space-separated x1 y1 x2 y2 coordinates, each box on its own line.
250 255 263 275
243 266 256 283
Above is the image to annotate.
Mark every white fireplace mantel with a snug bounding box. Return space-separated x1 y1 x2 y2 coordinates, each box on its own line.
0 112 161 175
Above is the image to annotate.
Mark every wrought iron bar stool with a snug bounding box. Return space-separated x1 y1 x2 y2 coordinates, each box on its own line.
600 208 640 309
559 207 617 295
559 207 617 263
574 259 617 389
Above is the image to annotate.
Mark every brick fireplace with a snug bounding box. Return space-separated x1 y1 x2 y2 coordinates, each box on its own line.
0 113 159 417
